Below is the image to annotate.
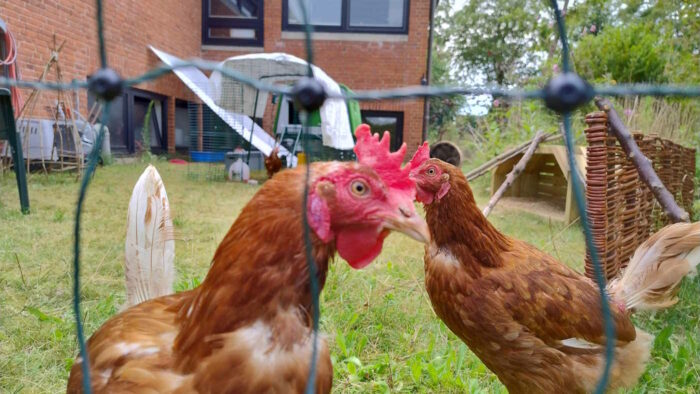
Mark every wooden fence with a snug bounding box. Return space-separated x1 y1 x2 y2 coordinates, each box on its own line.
583 111 696 280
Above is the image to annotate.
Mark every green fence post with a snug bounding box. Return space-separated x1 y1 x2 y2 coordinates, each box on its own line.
0 89 30 214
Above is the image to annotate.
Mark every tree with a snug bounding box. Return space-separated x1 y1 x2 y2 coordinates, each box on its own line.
449 0 548 86
567 0 699 84
574 23 668 83
428 0 465 141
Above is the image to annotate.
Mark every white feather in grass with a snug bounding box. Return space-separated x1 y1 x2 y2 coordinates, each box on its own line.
124 165 175 307
608 221 700 311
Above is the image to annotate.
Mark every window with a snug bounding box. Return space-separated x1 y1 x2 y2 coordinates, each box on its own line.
174 100 191 151
288 0 342 26
284 0 409 34
88 88 168 155
349 0 405 28
94 94 127 152
133 95 166 154
361 110 404 151
202 0 264 46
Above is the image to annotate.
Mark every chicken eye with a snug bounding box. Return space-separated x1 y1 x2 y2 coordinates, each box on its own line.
350 180 370 197
427 167 436 176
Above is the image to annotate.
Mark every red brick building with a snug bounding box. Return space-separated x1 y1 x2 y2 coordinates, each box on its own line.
0 0 432 156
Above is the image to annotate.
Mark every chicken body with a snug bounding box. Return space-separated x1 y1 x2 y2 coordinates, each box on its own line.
265 147 283 179
68 167 335 393
410 157 699 393
68 159 429 393
424 231 650 393
67 291 332 393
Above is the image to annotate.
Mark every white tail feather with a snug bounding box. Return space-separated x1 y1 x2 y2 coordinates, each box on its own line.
124 165 175 306
608 222 700 311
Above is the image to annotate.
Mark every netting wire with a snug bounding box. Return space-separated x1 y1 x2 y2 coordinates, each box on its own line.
0 0 699 392
548 2 615 392
72 105 110 394
296 1 321 393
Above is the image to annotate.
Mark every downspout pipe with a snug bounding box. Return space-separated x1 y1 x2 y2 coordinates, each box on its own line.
421 0 436 142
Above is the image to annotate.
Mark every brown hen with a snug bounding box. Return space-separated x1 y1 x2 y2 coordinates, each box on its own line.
66 126 429 393
265 146 283 179
408 149 700 393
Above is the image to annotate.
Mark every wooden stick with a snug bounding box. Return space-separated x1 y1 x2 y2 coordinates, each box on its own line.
483 131 547 217
594 97 689 223
465 132 561 181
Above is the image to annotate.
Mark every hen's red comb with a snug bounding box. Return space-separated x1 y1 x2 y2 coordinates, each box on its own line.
408 141 430 170
354 124 414 199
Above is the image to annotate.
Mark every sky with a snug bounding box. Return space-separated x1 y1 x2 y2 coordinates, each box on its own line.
453 0 468 11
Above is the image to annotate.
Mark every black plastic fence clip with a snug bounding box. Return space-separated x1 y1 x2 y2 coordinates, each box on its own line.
88 68 123 101
291 77 327 113
544 72 594 113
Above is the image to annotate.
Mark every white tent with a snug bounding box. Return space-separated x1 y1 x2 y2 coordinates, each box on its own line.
149 47 354 166
149 46 287 162
210 52 354 150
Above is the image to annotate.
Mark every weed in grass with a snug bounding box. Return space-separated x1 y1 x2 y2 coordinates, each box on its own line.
172 216 185 228
52 209 65 223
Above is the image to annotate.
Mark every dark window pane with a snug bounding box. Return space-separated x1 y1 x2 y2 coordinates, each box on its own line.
349 0 405 28
88 93 126 151
209 0 259 18
106 98 126 151
204 0 263 46
361 112 403 151
208 27 257 40
133 97 163 151
288 0 342 26
175 103 190 148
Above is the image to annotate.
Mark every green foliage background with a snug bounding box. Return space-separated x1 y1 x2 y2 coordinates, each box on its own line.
431 0 699 188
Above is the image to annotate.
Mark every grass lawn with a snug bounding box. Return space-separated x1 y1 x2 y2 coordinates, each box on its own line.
1 161 698 393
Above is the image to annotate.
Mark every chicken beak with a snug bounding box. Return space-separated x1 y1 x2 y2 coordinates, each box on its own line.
382 206 431 244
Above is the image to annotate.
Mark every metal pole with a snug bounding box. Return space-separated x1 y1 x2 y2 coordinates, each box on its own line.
421 0 436 142
1 92 30 213
247 89 260 165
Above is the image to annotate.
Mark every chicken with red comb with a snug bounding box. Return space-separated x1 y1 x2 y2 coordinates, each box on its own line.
407 146 700 393
354 124 415 203
66 126 429 393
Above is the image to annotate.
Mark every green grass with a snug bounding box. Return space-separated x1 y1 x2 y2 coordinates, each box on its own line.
1 162 698 393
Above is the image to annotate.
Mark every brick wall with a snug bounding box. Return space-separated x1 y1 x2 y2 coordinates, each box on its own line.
1 0 430 155
204 0 431 154
0 0 200 110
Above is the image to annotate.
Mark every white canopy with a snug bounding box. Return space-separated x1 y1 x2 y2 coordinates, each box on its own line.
149 48 356 163
209 52 354 150
149 46 293 163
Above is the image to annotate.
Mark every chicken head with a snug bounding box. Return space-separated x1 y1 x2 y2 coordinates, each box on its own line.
307 124 431 269
408 143 452 205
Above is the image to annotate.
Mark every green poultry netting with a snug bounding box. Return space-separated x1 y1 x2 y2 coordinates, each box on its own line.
0 0 699 393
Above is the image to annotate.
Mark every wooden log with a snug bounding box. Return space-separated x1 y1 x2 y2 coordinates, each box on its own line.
594 97 690 223
483 131 547 217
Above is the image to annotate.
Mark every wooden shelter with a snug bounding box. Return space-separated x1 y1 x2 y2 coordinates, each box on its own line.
490 145 586 224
